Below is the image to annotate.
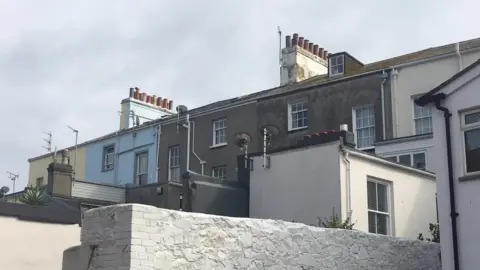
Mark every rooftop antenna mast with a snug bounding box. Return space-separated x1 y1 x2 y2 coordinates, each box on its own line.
42 131 52 152
6 171 19 194
67 125 79 178
277 26 283 85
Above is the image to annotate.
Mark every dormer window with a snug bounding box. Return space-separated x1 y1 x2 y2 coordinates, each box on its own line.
329 55 344 76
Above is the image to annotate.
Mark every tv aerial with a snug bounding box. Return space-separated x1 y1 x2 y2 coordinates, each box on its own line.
234 132 252 170
0 186 9 200
260 125 280 169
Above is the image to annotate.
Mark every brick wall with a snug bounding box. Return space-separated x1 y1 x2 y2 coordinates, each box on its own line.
66 204 441 269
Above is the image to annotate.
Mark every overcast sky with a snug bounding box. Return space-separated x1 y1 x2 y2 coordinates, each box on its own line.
0 0 478 191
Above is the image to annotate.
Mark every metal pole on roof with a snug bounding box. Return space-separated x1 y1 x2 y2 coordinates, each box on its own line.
67 125 79 178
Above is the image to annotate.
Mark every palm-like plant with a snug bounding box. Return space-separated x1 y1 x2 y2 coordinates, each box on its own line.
19 185 50 206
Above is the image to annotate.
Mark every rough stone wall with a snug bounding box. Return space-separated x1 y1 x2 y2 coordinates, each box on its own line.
75 204 441 270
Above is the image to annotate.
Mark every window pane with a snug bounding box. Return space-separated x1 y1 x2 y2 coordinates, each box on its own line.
465 111 480 125
376 214 388 235
413 153 426 170
367 181 377 210
465 128 480 173
368 212 376 233
385 156 397 162
398 154 411 166
377 183 388 212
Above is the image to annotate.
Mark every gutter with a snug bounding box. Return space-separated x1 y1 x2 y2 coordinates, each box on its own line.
389 46 480 70
340 146 435 178
415 93 460 270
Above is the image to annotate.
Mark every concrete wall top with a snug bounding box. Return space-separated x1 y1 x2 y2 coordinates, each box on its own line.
74 204 441 269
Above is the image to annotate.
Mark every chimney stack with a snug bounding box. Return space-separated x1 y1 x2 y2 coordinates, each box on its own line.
285 35 292 48
292 33 299 46
280 32 330 86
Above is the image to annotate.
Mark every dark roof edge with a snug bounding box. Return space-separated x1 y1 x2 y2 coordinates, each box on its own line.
258 69 382 101
416 58 480 106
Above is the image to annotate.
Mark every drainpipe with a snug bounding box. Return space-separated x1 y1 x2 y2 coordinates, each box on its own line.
341 148 352 222
390 68 399 137
432 95 460 270
155 123 161 183
455 42 463 71
186 114 191 172
190 121 206 175
380 70 388 140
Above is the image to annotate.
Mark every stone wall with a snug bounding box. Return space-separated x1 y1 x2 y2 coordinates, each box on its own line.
66 204 441 269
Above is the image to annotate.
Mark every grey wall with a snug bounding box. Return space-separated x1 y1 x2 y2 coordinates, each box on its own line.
158 102 259 183
125 182 183 210
190 173 248 217
249 141 342 226
0 200 81 225
256 73 393 150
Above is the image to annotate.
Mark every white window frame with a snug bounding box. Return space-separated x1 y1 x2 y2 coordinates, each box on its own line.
135 152 148 185
329 55 344 76
460 108 480 175
384 151 427 170
168 145 181 182
413 100 433 135
367 178 392 236
103 145 115 171
287 101 308 131
212 118 227 147
212 166 227 180
352 105 375 150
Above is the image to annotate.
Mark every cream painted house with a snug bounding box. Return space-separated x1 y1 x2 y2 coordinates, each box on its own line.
28 146 86 187
416 59 480 270
248 129 436 239
376 38 480 172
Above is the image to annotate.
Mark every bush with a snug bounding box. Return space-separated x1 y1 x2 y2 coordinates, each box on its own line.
417 223 440 243
317 208 355 229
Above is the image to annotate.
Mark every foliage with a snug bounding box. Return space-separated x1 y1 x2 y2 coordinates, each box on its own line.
417 223 440 243
19 185 50 206
317 208 355 230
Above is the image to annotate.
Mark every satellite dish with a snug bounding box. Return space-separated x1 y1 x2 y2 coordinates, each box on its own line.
176 105 188 113
260 125 280 137
0 186 9 194
234 132 252 148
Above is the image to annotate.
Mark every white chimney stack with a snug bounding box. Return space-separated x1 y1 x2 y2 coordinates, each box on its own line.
280 33 330 86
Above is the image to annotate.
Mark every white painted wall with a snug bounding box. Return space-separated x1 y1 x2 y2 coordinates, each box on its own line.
249 141 437 239
0 216 80 270
343 152 437 239
249 142 342 226
280 46 328 85
392 49 480 138
375 134 436 172
428 67 480 270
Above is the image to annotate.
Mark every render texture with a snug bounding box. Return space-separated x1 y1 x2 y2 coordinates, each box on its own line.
68 204 441 270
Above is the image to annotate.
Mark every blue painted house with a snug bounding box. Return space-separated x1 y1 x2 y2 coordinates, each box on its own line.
84 87 175 186
84 124 160 185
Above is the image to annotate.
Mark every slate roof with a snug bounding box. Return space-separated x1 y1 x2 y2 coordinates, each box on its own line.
416 57 480 106
28 37 480 161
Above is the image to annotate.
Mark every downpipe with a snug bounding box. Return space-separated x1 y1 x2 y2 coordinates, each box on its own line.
434 96 460 270
380 70 388 140
190 121 206 175
341 148 352 222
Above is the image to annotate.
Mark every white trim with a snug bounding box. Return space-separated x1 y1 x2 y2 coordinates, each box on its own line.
212 118 227 146
135 151 148 185
412 98 433 135
211 165 227 180
460 108 480 175
367 178 393 236
352 105 376 150
343 147 435 178
384 151 427 170
287 101 308 131
168 145 181 182
329 55 344 76
103 145 115 170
